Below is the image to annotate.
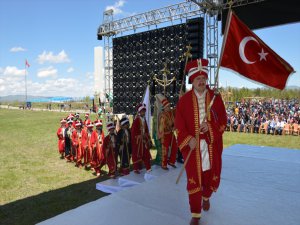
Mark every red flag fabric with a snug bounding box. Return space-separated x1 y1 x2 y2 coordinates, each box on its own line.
220 11 294 90
25 59 30 68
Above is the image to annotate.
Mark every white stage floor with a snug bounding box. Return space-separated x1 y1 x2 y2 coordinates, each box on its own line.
37 144 300 225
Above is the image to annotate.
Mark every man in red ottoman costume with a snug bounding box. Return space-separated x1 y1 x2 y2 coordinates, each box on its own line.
72 121 84 168
158 97 178 170
83 121 94 169
175 58 227 225
57 118 66 159
90 120 105 176
131 103 152 174
102 122 117 178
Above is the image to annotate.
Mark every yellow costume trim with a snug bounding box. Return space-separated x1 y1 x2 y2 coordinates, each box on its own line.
179 135 192 150
192 92 202 190
219 124 226 132
208 123 214 165
213 175 218 181
206 92 211 121
188 187 201 195
210 186 218 192
189 177 196 185
191 213 201 218
132 159 142 164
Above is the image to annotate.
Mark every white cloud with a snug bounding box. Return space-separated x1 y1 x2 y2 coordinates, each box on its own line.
10 46 27 52
2 66 25 76
67 67 74 73
0 79 5 91
37 66 58 78
0 66 93 97
105 0 126 15
0 75 93 97
37 50 70 64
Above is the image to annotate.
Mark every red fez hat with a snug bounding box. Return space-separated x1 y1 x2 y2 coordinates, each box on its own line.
120 117 129 126
86 121 94 128
94 120 102 127
137 103 146 112
106 122 115 130
186 58 209 83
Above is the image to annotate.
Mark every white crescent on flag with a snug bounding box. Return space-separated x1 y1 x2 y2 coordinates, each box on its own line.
239 36 258 64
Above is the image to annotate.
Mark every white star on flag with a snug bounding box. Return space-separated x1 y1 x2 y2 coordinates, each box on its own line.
258 48 268 61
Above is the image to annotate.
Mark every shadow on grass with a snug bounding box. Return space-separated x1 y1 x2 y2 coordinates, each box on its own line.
0 176 109 225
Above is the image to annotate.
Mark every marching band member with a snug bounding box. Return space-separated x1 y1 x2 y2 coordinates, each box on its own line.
72 121 84 168
117 117 132 176
90 120 105 176
175 58 227 225
158 97 177 170
57 118 67 159
131 103 152 174
64 118 74 162
83 121 94 169
102 122 117 178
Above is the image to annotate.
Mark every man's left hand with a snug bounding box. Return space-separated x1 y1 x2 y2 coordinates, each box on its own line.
200 122 208 133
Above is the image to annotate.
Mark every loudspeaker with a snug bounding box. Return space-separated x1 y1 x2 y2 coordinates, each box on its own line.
112 18 204 114
186 18 204 60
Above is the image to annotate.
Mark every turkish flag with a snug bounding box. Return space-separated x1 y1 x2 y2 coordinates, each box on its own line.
220 11 295 90
25 59 30 68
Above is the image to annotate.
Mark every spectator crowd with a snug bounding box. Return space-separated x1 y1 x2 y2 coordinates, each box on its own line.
226 98 300 136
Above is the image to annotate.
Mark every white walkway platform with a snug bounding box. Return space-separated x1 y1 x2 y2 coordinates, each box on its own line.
96 165 173 193
37 144 300 225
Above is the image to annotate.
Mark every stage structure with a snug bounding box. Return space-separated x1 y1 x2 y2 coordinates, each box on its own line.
97 0 284 113
112 18 203 114
98 1 219 112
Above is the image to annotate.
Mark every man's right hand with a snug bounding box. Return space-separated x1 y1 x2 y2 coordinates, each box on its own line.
188 137 196 150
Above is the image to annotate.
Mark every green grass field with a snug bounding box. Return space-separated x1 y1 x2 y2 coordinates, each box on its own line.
0 109 299 225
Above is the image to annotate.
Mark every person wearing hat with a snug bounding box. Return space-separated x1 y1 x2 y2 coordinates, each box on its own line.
82 121 94 169
102 122 117 178
175 58 227 225
90 120 105 176
64 118 75 162
116 116 132 176
158 97 178 170
72 121 85 168
131 103 152 174
57 118 67 159
83 113 90 128
73 112 83 129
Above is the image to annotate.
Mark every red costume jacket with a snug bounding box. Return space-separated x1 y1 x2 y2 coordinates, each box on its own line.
56 127 65 154
158 108 178 166
131 115 152 166
91 130 105 165
80 129 88 150
175 87 227 194
72 129 82 162
102 134 117 175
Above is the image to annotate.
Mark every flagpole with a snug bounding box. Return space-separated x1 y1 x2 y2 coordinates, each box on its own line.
25 60 27 104
214 9 233 88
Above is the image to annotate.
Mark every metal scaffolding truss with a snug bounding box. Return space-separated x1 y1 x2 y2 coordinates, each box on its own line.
97 0 265 103
98 1 203 36
98 1 206 104
191 0 265 10
102 10 113 109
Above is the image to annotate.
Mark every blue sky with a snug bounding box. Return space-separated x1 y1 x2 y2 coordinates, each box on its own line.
0 0 299 97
